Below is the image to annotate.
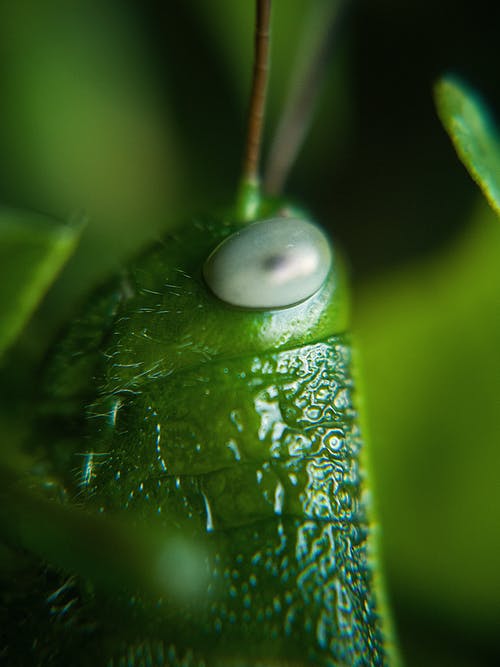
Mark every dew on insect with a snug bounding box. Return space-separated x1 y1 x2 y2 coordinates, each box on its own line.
226 438 241 461
273 480 285 515
0 2 401 665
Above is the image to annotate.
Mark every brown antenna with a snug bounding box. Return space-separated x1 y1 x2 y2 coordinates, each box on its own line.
241 0 272 188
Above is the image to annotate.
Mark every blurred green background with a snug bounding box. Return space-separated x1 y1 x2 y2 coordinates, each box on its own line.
0 1 499 665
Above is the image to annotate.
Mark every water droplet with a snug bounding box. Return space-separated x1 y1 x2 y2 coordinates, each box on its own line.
226 439 241 461
274 481 285 515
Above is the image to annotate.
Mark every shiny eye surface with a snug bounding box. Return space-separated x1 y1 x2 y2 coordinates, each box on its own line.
203 217 332 309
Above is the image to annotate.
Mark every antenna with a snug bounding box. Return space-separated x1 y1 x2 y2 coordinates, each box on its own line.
237 0 272 221
264 1 345 196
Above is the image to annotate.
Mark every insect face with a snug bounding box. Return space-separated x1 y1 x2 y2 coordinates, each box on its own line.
90 213 348 394
1 2 399 665
33 208 385 665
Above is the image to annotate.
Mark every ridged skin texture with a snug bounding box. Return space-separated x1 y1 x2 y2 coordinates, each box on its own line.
3 214 389 666
101 338 384 667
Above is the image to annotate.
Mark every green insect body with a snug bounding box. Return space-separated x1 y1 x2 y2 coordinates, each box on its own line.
0 1 402 663
1 204 397 667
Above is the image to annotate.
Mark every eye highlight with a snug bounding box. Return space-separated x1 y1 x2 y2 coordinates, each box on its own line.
203 217 333 309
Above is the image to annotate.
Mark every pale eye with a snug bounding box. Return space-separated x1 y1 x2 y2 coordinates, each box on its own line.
203 218 332 309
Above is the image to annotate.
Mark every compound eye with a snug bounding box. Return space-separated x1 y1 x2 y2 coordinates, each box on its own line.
203 217 332 309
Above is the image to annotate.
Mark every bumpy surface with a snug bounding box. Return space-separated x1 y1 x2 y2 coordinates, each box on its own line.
2 216 391 666
35 338 384 666
96 337 385 667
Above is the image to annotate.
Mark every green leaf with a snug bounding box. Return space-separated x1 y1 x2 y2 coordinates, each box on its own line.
435 76 500 216
0 463 211 619
0 207 83 357
356 201 500 636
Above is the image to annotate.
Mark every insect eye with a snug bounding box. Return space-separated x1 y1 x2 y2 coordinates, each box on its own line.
203 217 333 309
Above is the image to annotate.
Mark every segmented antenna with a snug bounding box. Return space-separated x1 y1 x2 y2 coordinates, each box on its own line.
238 0 272 221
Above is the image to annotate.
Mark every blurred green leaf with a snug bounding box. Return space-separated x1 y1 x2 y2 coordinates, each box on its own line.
0 0 185 304
435 77 500 216
0 207 82 356
0 463 211 618
356 200 500 636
